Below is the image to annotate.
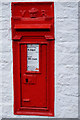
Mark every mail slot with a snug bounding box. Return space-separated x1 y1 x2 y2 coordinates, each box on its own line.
11 2 55 116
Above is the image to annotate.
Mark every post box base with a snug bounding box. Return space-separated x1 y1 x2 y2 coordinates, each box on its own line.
14 110 54 117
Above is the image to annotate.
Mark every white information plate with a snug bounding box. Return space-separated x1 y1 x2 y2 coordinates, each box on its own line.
27 44 39 71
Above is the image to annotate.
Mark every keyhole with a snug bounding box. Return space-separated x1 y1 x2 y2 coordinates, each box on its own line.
26 79 28 83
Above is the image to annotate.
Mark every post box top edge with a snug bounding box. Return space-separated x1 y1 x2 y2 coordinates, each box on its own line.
11 2 54 7
11 2 54 4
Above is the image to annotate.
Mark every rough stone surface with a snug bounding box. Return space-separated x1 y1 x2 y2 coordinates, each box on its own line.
55 2 78 118
0 1 78 119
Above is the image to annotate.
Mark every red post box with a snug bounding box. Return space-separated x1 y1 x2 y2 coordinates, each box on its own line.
11 2 55 116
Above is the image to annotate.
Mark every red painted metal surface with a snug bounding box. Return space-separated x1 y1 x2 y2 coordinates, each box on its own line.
11 2 55 116
14 24 51 29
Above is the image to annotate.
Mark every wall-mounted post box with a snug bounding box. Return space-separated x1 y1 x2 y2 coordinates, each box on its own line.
11 2 55 116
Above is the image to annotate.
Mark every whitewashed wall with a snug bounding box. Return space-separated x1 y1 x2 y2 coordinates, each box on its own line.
56 2 78 117
0 2 78 119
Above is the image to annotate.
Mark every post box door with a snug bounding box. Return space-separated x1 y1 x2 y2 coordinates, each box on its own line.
21 44 47 108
